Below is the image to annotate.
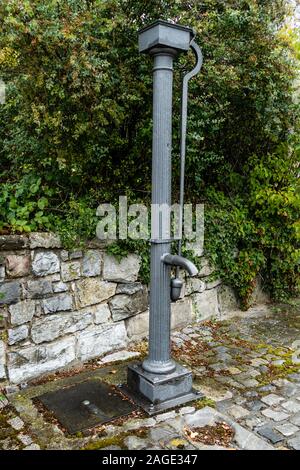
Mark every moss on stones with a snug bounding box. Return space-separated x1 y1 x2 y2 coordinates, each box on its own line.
81 428 148 450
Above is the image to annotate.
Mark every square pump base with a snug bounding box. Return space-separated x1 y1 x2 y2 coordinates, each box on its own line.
121 362 203 415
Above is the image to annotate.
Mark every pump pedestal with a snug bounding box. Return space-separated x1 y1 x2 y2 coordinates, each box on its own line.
122 363 202 415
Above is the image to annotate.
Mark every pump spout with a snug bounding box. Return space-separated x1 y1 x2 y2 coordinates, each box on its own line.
161 253 198 277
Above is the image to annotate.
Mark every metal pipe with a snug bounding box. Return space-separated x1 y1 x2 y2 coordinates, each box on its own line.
161 253 198 277
142 49 177 375
176 41 203 278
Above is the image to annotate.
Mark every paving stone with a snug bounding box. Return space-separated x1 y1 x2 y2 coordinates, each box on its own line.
259 365 270 374
287 436 300 450
281 400 300 413
149 426 177 441
258 384 276 393
183 407 217 428
0 395 9 409
290 413 300 426
228 405 250 420
210 363 228 372
280 382 300 398
275 423 299 437
172 337 183 347
215 346 229 354
0 339 6 380
7 416 25 430
250 358 268 367
216 352 232 363
287 373 300 383
167 416 185 433
261 394 284 407
227 366 241 375
156 411 177 423
4 385 19 394
232 423 274 450
246 400 266 412
261 409 290 422
227 379 246 390
245 417 264 430
123 418 156 431
235 396 247 405
256 425 284 444
24 444 41 450
241 379 259 388
0 265 5 281
248 369 261 378
178 333 191 341
244 391 259 398
179 407 196 416
216 399 235 414
17 434 33 446
272 378 291 387
264 354 274 362
182 327 194 334
272 359 285 366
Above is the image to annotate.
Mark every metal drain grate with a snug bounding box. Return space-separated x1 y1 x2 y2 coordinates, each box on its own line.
37 379 137 434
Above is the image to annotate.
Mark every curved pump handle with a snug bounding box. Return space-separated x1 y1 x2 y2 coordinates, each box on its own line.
167 41 203 302
175 40 203 285
178 40 203 252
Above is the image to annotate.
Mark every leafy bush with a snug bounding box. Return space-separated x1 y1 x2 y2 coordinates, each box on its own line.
205 141 300 308
0 173 54 232
0 0 296 200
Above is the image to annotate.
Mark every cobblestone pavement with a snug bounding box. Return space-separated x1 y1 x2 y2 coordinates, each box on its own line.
0 301 300 450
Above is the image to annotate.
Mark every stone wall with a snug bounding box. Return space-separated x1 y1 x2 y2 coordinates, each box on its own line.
0 233 238 385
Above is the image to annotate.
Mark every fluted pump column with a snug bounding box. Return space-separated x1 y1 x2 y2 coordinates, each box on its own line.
142 49 176 375
125 20 202 413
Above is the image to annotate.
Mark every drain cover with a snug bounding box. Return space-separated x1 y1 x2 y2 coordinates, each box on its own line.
37 380 137 434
